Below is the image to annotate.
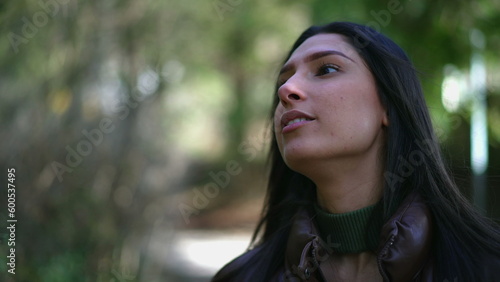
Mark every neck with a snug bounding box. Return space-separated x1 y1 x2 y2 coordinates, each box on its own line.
334 251 377 269
331 251 382 281
311 147 384 213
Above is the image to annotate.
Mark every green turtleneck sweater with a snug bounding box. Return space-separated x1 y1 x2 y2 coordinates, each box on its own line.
314 203 384 254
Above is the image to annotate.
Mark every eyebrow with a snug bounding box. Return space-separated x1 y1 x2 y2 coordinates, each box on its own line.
279 50 355 75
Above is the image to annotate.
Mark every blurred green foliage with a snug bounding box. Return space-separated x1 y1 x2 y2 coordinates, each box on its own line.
0 0 499 280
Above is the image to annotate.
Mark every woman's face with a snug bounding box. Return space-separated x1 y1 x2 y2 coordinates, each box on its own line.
274 33 388 170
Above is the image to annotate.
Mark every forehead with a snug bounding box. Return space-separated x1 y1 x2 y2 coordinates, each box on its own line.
286 33 359 63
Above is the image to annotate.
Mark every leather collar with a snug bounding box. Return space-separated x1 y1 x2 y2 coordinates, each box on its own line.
284 192 433 281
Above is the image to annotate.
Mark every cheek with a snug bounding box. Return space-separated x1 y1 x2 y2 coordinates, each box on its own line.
346 99 385 139
273 107 284 147
321 90 383 137
273 108 281 131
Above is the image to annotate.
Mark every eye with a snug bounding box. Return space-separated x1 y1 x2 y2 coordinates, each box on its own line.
316 63 340 76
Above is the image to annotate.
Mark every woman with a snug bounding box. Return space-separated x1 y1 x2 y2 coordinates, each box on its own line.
212 21 500 281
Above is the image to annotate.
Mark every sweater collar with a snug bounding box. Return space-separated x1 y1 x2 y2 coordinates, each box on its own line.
313 203 383 254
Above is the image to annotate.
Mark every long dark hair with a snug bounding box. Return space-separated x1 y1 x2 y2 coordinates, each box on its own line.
216 21 500 281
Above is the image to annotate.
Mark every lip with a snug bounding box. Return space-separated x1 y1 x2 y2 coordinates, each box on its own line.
280 110 315 134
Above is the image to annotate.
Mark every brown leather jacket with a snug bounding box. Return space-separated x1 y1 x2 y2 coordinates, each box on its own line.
281 192 434 281
214 192 500 281
213 193 434 281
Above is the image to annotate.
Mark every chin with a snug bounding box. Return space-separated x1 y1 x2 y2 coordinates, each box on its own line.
282 150 316 172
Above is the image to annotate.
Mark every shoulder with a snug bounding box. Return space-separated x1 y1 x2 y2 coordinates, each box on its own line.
379 192 433 253
377 192 434 280
211 245 262 282
384 192 432 231
479 251 500 280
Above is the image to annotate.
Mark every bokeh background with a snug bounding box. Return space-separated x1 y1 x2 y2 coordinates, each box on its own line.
1 0 499 281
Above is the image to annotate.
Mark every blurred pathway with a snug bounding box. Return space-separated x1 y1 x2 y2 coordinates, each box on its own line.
147 228 252 282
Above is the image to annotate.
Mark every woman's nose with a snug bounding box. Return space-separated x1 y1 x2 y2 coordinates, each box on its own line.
277 76 307 107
